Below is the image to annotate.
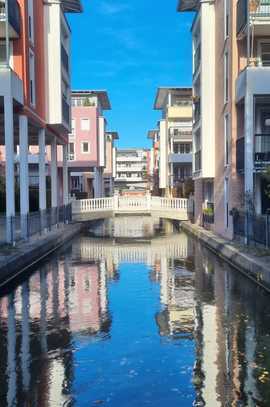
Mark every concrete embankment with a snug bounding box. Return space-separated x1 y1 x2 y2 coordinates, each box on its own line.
181 222 270 292
0 223 82 288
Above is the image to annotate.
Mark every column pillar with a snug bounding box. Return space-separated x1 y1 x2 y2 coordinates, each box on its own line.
51 137 58 208
63 144 69 205
19 115 29 240
39 129 46 231
244 91 254 203
4 95 15 244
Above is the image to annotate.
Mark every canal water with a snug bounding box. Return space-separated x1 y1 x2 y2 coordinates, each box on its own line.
0 217 270 407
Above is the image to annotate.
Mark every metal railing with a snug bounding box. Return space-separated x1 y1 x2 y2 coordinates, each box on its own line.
61 44 69 74
194 150 201 172
193 46 201 77
237 0 270 35
62 97 70 125
0 0 21 35
251 1 270 17
233 210 270 247
194 101 201 124
254 134 270 164
0 204 72 246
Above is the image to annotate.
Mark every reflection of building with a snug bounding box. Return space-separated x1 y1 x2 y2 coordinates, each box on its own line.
0 247 115 405
155 256 195 338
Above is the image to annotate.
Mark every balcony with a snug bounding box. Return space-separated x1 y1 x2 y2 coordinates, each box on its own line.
62 97 70 126
236 135 270 173
237 0 270 37
167 105 193 119
193 46 201 79
0 0 20 38
236 66 270 103
254 134 270 170
169 153 192 164
194 101 201 125
194 150 201 172
61 44 69 75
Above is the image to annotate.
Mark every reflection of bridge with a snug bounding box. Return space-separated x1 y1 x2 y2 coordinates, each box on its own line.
72 195 189 221
77 234 192 266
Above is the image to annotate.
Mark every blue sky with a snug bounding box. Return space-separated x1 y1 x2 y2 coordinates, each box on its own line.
68 1 194 148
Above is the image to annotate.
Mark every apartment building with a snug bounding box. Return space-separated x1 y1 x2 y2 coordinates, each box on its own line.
0 0 82 242
104 131 119 196
68 90 116 198
148 129 160 195
178 0 270 238
153 87 193 197
115 148 150 193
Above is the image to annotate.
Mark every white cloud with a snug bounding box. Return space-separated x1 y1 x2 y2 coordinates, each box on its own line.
99 1 131 15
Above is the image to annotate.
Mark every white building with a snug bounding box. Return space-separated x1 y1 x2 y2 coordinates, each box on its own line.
115 148 150 193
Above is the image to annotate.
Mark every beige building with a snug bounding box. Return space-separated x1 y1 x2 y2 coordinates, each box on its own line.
154 87 193 197
178 0 270 239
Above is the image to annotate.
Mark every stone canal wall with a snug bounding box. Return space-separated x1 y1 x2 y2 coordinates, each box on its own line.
181 222 270 292
0 223 82 288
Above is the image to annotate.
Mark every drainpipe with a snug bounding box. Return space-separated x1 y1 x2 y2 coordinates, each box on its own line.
247 0 251 64
5 0 10 67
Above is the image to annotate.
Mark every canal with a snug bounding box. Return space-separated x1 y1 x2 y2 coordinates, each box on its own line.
0 217 270 406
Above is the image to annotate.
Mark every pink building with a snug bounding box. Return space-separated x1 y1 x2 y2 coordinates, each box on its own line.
68 90 117 198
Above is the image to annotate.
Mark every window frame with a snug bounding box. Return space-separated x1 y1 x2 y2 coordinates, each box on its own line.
81 141 90 154
80 118 90 131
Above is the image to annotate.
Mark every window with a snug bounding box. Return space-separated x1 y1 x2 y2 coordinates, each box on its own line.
224 52 229 103
224 114 230 165
68 143 75 160
0 43 6 65
81 142 90 154
28 0 34 43
81 118 90 131
224 0 229 39
259 42 270 67
29 50 36 107
71 119 76 135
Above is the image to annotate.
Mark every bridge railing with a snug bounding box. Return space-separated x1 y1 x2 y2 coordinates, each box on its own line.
72 197 114 214
72 195 188 214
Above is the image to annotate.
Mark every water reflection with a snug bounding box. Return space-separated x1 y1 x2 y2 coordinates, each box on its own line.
0 218 269 406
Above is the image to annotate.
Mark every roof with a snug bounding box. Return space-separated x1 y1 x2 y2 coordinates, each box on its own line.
72 90 111 110
106 131 119 140
154 87 192 110
61 0 83 13
177 0 199 12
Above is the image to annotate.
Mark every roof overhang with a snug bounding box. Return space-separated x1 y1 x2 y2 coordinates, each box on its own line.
147 130 159 139
106 131 119 140
72 90 111 110
154 87 192 110
61 0 83 12
177 0 199 12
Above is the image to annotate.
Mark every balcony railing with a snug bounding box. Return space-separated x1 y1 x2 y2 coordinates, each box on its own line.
254 134 270 167
62 97 70 125
0 0 21 36
237 0 248 34
194 150 201 172
61 44 69 74
194 101 201 124
193 46 201 78
236 137 245 173
237 0 270 35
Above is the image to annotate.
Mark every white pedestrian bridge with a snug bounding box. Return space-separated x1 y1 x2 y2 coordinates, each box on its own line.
72 195 190 222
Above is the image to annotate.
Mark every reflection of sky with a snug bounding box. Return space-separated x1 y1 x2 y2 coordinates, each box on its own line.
72 263 195 406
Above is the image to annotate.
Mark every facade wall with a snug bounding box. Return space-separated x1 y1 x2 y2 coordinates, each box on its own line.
71 106 98 164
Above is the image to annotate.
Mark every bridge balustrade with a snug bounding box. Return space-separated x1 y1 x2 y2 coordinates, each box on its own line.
72 195 189 220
